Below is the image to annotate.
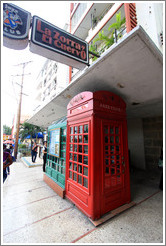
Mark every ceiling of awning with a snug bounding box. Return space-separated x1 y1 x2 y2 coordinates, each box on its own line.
27 25 163 128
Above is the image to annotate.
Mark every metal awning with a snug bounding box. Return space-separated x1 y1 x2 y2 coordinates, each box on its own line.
28 25 163 128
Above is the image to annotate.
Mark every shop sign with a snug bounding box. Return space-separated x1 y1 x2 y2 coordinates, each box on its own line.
49 128 61 157
3 3 31 50
30 16 89 70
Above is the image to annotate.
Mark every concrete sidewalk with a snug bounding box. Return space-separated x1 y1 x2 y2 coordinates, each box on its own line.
2 159 163 244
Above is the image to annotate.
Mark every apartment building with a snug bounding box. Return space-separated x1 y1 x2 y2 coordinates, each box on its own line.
28 2 163 172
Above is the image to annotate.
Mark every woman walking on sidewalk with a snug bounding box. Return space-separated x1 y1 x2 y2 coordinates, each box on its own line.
31 141 38 163
43 141 47 172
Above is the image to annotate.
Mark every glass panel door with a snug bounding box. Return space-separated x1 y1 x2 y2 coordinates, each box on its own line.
103 122 124 190
68 123 89 189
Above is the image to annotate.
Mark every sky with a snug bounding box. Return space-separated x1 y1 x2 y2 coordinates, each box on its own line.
1 1 70 128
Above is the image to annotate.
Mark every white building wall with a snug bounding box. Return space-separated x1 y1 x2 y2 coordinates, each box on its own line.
136 2 163 53
56 63 69 94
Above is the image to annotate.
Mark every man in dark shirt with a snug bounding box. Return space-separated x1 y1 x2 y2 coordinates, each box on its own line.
3 144 13 183
31 141 38 163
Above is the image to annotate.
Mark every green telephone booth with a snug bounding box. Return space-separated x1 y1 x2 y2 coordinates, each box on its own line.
44 116 67 198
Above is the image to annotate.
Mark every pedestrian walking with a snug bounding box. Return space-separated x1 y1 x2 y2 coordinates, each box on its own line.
43 141 47 172
31 141 38 163
3 144 13 183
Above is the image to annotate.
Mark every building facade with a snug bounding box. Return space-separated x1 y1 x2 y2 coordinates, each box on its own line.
29 2 163 172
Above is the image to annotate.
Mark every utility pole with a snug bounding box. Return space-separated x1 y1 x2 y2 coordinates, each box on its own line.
13 61 32 160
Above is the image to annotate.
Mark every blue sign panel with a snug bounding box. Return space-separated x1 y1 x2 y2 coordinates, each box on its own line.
49 128 61 157
3 3 31 49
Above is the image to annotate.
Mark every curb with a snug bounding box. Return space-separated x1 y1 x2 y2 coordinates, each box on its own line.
21 157 43 168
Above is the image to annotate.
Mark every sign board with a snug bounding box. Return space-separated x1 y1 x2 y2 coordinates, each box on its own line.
3 3 31 50
49 128 61 157
30 16 89 70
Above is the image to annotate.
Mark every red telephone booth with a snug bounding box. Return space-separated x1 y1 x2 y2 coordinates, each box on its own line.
65 91 131 220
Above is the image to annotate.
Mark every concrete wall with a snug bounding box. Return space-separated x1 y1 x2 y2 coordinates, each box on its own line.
127 118 146 170
136 2 163 53
142 116 163 170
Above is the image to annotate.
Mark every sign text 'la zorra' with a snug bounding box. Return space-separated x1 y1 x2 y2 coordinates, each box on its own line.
30 16 89 70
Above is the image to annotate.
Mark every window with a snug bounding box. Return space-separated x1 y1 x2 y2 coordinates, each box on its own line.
68 123 89 189
103 124 123 188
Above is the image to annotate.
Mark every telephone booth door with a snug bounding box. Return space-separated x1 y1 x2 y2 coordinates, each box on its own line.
101 119 130 214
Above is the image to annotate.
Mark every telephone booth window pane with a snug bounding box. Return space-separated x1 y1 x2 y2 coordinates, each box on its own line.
84 167 88 176
116 146 119 152
117 155 120 160
84 145 88 154
111 168 115 174
69 162 72 169
74 154 77 161
116 136 119 143
74 145 77 152
104 126 108 134
69 171 72 179
79 125 83 133
74 126 78 134
84 156 88 165
78 155 82 163
84 125 88 133
115 127 119 134
84 135 88 143
111 146 114 154
105 146 108 150
78 165 82 173
105 159 109 165
78 175 82 184
70 136 73 143
70 145 73 151
70 127 73 134
110 127 114 134
78 145 82 153
74 163 77 171
111 159 115 164
83 178 88 188
110 136 114 143
74 173 77 181
79 135 82 143
105 167 109 174
105 136 108 143
70 153 73 160
74 136 78 143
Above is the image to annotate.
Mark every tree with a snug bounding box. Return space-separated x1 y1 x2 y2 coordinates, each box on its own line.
108 11 126 39
93 30 114 50
3 125 12 135
19 122 45 150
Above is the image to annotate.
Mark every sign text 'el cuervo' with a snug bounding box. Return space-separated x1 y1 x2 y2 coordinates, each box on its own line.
30 16 89 69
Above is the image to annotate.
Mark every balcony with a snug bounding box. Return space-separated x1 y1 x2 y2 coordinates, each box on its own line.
71 3 114 40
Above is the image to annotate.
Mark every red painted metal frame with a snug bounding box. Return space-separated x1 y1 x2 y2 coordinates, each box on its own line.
65 91 131 220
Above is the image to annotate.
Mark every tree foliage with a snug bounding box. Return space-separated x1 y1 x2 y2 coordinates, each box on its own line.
19 122 45 149
3 125 12 135
92 11 126 56
108 11 126 32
